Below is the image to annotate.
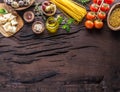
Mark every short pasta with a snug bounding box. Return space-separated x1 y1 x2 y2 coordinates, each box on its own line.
109 7 120 28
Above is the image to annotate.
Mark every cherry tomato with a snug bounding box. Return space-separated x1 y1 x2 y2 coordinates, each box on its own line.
97 11 106 20
94 20 103 29
90 3 99 12
85 20 94 29
100 3 110 11
104 0 114 4
86 12 96 20
93 0 102 5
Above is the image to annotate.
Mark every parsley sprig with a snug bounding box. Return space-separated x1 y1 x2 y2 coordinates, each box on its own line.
57 15 74 32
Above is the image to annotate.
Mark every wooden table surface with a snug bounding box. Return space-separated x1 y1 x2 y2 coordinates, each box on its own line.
0 0 120 92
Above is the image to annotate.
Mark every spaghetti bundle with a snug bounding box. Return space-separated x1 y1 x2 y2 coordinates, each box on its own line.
50 0 87 22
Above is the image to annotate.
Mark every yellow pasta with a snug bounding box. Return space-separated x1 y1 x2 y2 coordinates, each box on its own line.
109 7 120 28
50 0 87 22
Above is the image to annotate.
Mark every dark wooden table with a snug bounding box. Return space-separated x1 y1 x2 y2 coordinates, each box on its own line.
0 0 120 92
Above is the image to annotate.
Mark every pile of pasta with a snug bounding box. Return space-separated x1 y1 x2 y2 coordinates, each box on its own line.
50 0 87 22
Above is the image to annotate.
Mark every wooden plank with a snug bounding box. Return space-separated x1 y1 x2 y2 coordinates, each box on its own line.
0 0 120 92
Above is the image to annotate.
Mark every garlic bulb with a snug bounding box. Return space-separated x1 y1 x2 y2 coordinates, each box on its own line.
11 1 19 8
24 0 31 6
18 0 24 7
6 0 13 5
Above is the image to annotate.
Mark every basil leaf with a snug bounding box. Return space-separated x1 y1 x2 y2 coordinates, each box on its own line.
58 16 63 24
66 25 70 32
62 24 70 32
67 18 74 25
62 24 68 29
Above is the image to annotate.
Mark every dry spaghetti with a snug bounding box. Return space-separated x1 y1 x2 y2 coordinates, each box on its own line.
50 0 87 22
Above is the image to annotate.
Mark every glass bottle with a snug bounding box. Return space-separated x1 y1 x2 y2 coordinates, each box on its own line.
46 17 59 33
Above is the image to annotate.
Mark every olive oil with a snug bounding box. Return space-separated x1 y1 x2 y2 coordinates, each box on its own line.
46 17 59 33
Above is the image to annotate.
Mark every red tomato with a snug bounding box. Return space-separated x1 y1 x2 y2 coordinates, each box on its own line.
97 11 106 20
85 20 94 29
90 3 99 12
86 12 96 20
93 0 102 5
100 3 110 11
94 20 103 29
104 0 114 4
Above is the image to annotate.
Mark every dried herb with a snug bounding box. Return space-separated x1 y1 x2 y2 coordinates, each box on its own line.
34 2 46 21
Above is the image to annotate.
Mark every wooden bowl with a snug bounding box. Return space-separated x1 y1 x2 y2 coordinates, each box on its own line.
23 11 35 23
107 3 120 31
4 0 35 11
41 1 56 16
32 21 45 34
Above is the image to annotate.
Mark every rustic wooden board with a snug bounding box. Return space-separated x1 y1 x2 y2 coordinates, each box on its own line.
0 3 24 37
0 0 119 92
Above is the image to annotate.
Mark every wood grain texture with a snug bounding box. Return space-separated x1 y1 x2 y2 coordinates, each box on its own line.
0 0 120 92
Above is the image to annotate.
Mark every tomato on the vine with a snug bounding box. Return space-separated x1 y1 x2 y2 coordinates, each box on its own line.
90 3 99 12
94 20 103 29
97 11 106 20
86 12 96 20
93 0 102 5
104 0 114 4
85 20 94 29
100 3 110 11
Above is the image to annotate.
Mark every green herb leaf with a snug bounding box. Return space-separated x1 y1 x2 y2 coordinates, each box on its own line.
0 8 8 14
62 24 68 29
62 24 70 32
66 25 70 32
57 16 63 24
67 18 74 25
